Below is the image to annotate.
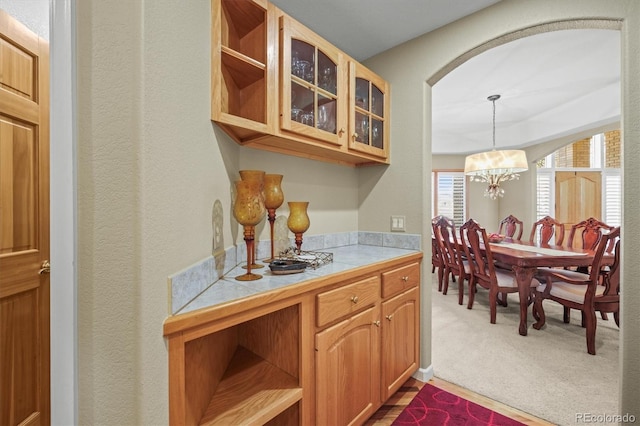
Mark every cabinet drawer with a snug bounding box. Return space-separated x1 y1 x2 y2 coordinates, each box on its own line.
381 263 420 298
316 276 380 327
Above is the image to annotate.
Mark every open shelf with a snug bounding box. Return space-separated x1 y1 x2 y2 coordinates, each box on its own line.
221 0 266 63
200 347 302 425
215 0 268 125
174 303 301 425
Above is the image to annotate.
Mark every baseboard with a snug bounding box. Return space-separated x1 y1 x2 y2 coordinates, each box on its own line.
412 365 434 383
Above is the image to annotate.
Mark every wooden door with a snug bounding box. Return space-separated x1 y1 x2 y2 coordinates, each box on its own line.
555 171 601 246
315 306 380 426
0 10 50 426
381 287 419 401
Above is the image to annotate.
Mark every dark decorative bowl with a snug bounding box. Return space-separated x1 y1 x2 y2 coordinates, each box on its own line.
268 259 309 275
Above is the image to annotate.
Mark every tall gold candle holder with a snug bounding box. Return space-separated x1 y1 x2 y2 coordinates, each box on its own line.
263 174 284 263
233 179 266 281
239 170 266 269
287 201 310 254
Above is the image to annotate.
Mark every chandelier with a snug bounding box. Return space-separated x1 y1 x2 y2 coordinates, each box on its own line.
464 94 528 199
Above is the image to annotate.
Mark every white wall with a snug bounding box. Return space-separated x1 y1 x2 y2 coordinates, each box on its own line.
364 0 639 417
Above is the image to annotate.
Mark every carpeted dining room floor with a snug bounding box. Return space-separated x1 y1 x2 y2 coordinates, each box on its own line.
429 272 620 426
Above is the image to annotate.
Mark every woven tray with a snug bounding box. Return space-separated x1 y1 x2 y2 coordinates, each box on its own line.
277 247 333 269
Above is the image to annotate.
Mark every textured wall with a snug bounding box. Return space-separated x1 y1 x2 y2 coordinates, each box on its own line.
75 0 360 424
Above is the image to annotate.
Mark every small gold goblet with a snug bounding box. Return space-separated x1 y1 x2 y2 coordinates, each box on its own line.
287 201 310 254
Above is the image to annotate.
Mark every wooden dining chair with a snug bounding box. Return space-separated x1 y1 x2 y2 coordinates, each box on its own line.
460 219 540 324
564 217 616 320
434 216 470 305
532 227 620 355
529 216 564 245
498 214 524 240
566 217 615 250
431 215 453 292
432 234 445 290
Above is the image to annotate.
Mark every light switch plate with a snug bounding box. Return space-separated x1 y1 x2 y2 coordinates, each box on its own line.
391 215 406 232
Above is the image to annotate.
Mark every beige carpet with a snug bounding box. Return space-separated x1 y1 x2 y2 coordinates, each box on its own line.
431 272 620 426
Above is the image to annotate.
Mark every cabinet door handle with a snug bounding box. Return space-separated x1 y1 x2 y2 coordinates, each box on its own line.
386 314 394 321
373 320 381 327
401 276 409 282
350 295 359 304
339 127 346 136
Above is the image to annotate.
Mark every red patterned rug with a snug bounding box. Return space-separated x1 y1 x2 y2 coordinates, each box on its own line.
392 384 526 426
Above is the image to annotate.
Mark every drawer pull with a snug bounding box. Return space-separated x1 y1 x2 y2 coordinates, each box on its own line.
386 314 394 321
401 276 409 282
350 295 359 304
373 320 381 327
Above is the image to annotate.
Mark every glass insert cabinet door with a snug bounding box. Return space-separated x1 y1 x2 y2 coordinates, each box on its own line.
280 16 345 147
349 62 389 159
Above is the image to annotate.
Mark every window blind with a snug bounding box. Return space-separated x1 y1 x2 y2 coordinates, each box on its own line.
434 172 466 226
604 171 621 227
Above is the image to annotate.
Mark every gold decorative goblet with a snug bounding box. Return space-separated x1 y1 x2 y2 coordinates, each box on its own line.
263 174 284 263
287 201 310 254
233 179 266 281
239 170 266 269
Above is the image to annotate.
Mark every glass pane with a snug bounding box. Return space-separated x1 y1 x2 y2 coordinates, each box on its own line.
318 50 336 95
291 39 315 83
292 82 313 123
355 78 369 111
355 112 369 144
318 95 336 134
371 85 383 116
371 119 383 149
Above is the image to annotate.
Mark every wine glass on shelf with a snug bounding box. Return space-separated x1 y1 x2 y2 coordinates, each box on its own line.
263 174 284 263
297 60 310 80
320 66 334 92
318 104 328 131
232 179 266 281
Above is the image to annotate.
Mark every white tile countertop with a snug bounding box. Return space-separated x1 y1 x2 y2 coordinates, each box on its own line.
176 244 421 316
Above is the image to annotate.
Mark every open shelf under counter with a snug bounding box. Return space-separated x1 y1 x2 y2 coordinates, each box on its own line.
200 347 302 425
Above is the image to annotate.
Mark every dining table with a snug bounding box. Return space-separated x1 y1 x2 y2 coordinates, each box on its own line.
483 239 599 336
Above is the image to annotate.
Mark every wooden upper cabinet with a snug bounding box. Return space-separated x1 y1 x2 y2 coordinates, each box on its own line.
349 62 390 160
211 0 390 166
279 15 346 148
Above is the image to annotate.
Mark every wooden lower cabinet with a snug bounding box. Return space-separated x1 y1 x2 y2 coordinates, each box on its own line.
163 255 422 425
315 305 381 426
381 286 420 401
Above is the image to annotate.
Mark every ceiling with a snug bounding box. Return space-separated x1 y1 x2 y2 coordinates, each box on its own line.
270 0 621 155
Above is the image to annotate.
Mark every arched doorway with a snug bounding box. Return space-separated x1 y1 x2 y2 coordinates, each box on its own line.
429 22 621 425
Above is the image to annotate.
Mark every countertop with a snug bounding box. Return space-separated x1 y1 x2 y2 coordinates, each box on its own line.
176 244 422 316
